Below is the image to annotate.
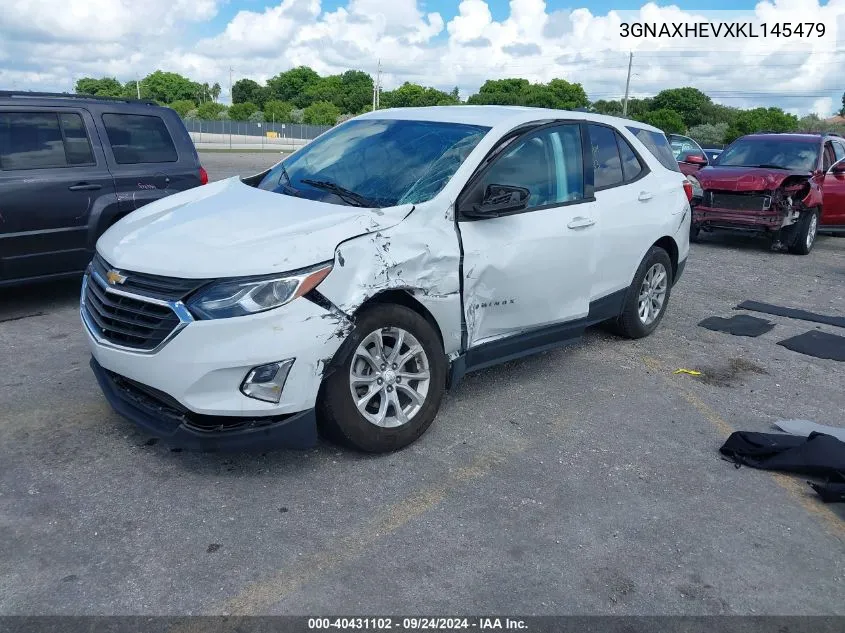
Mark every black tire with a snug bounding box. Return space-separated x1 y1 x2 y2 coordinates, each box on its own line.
317 304 446 453
690 224 701 243
786 208 819 255
610 246 674 339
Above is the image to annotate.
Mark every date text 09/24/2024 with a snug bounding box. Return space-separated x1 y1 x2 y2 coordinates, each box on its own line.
307 618 528 630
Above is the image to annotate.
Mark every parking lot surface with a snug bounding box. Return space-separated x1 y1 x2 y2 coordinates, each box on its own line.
1 152 843 615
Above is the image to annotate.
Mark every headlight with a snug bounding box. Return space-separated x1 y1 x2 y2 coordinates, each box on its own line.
687 175 703 199
188 262 332 319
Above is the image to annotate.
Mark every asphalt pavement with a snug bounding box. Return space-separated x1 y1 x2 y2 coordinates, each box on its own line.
0 152 843 615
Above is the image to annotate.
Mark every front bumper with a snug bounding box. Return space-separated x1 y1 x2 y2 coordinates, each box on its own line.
91 358 317 451
692 205 784 231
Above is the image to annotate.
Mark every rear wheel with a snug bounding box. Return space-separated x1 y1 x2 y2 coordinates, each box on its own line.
317 304 446 453
787 208 819 255
610 246 673 339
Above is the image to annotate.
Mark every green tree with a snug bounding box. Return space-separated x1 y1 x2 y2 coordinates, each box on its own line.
339 70 375 113
75 77 123 97
211 82 221 102
701 103 740 127
841 91 845 116
380 82 459 108
228 102 259 121
467 77 587 109
168 100 196 117
267 66 321 107
725 107 798 142
264 100 294 123
591 99 623 116
302 75 344 109
196 101 228 120
638 108 686 135
302 101 340 125
545 79 589 110
142 70 201 104
232 79 268 108
651 87 712 128
687 122 729 147
248 111 265 123
450 86 460 101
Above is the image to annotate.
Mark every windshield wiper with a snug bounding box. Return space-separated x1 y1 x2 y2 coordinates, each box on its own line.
279 164 300 196
299 179 377 208
754 164 789 170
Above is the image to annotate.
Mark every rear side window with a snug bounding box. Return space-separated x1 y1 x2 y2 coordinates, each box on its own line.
626 126 681 173
102 113 177 164
0 112 95 170
831 141 845 163
588 124 623 189
617 133 644 181
59 113 95 165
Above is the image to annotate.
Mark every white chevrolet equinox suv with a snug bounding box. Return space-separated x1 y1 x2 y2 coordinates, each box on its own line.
81 106 691 453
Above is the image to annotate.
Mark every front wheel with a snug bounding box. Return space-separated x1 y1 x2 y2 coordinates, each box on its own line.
787 209 819 255
317 304 446 453
610 246 673 339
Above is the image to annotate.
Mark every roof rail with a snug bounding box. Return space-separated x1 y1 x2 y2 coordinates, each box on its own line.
0 91 158 106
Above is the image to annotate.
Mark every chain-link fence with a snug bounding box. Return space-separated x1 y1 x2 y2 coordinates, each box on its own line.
184 119 332 146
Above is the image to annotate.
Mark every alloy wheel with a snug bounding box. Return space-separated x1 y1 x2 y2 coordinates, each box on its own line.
637 263 668 326
349 327 431 428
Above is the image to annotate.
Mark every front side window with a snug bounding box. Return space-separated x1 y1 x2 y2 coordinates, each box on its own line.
589 124 624 189
102 113 178 164
832 141 845 163
477 124 584 210
258 118 489 208
717 138 820 172
0 112 67 170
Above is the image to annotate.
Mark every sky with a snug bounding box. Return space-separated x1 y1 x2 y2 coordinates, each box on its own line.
1 0 843 116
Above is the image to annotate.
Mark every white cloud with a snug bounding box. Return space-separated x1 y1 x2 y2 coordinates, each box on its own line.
0 0 843 115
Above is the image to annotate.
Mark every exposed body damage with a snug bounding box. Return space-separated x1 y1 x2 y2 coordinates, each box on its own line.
691 167 821 234
317 197 464 362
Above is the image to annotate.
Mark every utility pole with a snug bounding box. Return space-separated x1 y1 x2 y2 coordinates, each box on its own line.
372 60 382 111
136 76 141 100
229 66 234 150
622 51 633 116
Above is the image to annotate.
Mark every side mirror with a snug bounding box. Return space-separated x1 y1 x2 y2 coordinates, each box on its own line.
685 154 708 166
467 184 531 218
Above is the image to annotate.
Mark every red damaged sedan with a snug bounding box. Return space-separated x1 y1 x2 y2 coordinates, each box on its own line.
688 133 845 254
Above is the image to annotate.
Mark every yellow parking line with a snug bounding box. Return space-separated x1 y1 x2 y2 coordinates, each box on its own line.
643 355 844 542
219 441 527 615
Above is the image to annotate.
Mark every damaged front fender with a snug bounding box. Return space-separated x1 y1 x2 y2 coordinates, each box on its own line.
316 199 464 360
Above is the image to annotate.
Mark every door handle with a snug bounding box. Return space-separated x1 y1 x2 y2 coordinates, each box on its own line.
567 216 595 229
68 183 102 191
638 191 653 202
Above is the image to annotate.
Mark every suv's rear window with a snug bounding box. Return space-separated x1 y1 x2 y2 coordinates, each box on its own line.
626 126 681 172
0 112 95 170
102 113 177 164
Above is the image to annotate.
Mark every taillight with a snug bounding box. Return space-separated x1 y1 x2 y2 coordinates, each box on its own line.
683 179 693 202
199 166 209 185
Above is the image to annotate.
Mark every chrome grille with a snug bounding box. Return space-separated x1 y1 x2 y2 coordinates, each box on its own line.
83 273 181 351
91 253 208 302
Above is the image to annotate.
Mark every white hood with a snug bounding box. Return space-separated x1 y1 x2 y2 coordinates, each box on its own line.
97 177 411 278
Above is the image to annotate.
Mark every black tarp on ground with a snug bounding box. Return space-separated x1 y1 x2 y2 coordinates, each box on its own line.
736 300 845 329
719 431 845 503
698 314 775 337
777 330 845 362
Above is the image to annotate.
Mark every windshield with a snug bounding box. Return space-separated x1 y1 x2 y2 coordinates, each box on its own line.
668 134 701 160
715 138 820 171
257 119 489 207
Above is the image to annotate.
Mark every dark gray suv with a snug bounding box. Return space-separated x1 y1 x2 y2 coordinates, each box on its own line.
0 91 207 286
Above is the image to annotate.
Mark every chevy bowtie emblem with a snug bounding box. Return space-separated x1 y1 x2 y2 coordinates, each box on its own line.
106 269 127 285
